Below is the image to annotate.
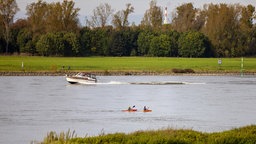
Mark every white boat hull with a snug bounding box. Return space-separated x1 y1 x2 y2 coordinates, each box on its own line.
66 76 97 84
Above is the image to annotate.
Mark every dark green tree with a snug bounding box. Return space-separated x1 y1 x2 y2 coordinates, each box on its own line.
108 27 139 56
149 34 171 57
0 13 5 52
137 30 154 56
10 19 31 54
248 27 256 56
165 30 180 57
36 32 64 56
90 27 112 56
63 32 80 56
79 27 93 56
125 27 140 56
178 31 210 57
110 30 126 56
17 28 33 54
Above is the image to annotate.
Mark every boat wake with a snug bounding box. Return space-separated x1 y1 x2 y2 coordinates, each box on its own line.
76 81 205 85
78 81 129 85
129 81 186 85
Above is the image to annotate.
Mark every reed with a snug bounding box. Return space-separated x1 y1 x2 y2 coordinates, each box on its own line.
38 125 256 144
40 129 76 144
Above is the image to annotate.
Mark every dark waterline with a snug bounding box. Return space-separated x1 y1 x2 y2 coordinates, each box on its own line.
0 75 256 143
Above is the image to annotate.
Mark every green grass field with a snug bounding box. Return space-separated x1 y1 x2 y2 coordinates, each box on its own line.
0 56 255 73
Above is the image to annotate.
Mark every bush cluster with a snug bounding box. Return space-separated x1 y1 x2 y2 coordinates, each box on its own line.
38 125 256 144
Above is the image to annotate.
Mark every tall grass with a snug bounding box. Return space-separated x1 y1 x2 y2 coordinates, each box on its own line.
39 129 76 144
38 125 256 144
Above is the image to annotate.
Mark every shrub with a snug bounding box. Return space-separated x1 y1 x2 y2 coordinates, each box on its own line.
172 68 195 73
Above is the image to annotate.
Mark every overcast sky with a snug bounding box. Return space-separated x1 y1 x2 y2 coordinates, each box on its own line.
16 0 256 25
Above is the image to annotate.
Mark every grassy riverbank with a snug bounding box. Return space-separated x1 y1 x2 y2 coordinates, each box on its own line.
1 56 256 75
39 125 256 144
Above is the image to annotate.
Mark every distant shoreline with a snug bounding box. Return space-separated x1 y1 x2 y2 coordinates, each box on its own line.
0 71 255 76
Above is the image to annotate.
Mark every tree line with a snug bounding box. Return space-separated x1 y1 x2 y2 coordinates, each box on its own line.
0 0 256 57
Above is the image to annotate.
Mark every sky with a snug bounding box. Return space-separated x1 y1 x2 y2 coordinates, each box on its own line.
15 0 256 25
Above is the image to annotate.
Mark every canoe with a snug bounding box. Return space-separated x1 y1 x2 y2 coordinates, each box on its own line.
143 109 152 112
122 109 137 112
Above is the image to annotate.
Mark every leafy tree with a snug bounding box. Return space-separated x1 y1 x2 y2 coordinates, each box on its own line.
124 27 140 56
10 19 30 54
178 31 210 57
26 0 80 56
63 32 80 56
0 37 4 53
202 4 241 57
79 27 93 56
172 3 200 32
165 30 180 57
61 0 80 32
4 1 256 57
240 5 255 32
109 30 126 56
46 0 80 33
90 27 112 56
36 32 80 56
46 2 63 32
109 28 139 56
238 5 256 56
27 0 80 34
112 3 134 29
194 9 207 31
137 30 154 56
17 28 32 54
36 34 50 56
87 3 114 28
247 27 256 56
0 13 4 52
149 34 171 57
36 33 64 56
26 0 48 38
141 1 163 29
0 0 19 53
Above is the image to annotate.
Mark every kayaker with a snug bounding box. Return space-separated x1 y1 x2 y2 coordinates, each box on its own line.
144 106 147 111
132 105 136 110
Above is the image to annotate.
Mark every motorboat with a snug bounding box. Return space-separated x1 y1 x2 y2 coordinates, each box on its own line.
66 72 97 84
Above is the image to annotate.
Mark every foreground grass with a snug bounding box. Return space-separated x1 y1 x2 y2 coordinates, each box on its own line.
39 125 256 144
0 56 256 74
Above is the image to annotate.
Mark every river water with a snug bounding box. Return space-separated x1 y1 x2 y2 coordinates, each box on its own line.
0 75 256 143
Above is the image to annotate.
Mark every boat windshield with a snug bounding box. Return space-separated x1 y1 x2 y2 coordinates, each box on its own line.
91 74 96 79
75 73 96 79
